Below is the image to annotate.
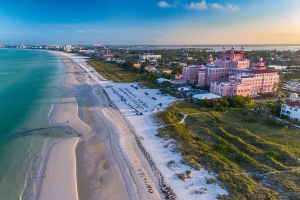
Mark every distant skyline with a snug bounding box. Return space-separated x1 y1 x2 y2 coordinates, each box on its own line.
0 0 299 45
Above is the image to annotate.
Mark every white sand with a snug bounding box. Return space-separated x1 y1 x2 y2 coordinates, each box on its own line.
55 91 91 135
47 52 228 199
39 137 79 200
60 53 228 199
38 53 91 200
100 82 228 199
54 53 91 136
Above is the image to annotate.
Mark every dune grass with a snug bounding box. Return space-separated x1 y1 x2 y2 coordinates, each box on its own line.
156 101 300 199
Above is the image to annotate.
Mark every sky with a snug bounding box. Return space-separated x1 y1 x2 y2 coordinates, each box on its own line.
0 0 299 45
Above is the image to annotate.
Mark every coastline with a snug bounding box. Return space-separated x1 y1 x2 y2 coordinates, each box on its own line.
74 55 228 199
35 50 227 200
36 53 91 200
36 51 162 200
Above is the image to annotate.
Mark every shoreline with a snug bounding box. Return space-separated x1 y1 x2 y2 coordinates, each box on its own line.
36 53 92 200
59 53 164 199
36 51 162 200
35 50 227 200
76 56 228 199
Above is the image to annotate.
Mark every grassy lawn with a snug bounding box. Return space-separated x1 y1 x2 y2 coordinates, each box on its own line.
156 101 300 199
88 60 144 82
88 60 157 88
245 103 258 109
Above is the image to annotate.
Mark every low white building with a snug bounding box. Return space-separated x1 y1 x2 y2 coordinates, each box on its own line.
280 101 300 121
139 53 161 60
64 45 72 51
102 55 114 61
146 66 157 73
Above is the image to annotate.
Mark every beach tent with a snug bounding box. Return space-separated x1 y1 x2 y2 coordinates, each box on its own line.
193 93 221 100
157 78 170 84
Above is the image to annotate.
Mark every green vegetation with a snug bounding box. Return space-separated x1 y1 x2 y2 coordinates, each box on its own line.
87 60 172 88
156 106 183 124
88 60 143 82
156 101 300 199
245 103 258 109
177 173 186 181
200 95 253 111
206 178 217 184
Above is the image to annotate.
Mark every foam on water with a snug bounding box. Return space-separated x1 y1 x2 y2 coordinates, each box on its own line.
0 49 68 199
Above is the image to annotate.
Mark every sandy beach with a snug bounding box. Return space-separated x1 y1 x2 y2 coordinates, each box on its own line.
35 50 228 200
35 52 163 200
70 54 228 199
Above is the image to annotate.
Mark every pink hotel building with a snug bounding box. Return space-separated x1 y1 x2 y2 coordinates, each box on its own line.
182 47 280 97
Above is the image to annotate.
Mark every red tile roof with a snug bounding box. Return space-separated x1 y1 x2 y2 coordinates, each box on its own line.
287 101 300 107
224 51 242 54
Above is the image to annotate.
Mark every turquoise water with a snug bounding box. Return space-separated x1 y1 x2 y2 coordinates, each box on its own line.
0 49 68 199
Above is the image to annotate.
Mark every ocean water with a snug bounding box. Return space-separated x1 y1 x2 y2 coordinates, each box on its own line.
0 49 69 199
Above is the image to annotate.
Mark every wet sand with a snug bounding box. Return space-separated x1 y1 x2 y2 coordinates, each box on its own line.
37 53 162 200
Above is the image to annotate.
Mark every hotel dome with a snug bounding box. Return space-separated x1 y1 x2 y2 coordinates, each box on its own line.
290 93 299 102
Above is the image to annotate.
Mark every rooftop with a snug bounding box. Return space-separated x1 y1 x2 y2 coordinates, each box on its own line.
186 65 201 68
193 93 221 100
286 101 300 107
224 51 243 54
248 69 278 74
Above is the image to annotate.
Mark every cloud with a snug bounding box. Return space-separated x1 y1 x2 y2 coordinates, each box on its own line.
158 1 239 12
185 1 207 10
211 3 239 11
158 1 172 8
76 30 85 33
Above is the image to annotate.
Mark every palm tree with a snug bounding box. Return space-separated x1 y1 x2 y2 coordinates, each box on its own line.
259 87 263 103
274 82 283 100
272 82 278 93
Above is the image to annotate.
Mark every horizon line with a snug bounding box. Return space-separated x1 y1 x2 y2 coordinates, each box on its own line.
3 43 300 46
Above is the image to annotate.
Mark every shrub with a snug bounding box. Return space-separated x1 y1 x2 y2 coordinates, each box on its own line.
167 160 175 168
195 163 201 170
206 178 217 184
217 107 228 112
215 144 230 155
266 151 282 162
186 170 192 177
182 151 190 156
192 136 204 142
177 173 186 181
244 117 258 123
195 190 206 194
